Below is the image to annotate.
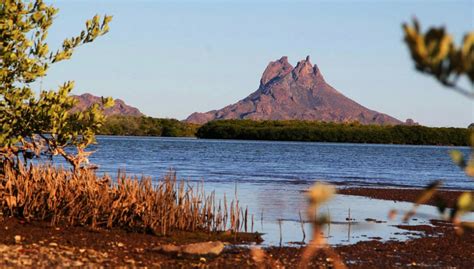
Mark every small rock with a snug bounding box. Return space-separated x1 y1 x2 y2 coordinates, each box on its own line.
124 259 136 264
155 241 225 257
79 249 86 253
117 242 124 247
20 258 33 266
49 242 58 247
0 244 9 252
181 241 225 256
156 244 181 254
14 235 21 244
72 261 84 267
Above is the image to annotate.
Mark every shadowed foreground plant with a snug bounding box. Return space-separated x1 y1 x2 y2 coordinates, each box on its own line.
0 164 245 235
299 182 346 269
403 18 473 98
400 19 474 233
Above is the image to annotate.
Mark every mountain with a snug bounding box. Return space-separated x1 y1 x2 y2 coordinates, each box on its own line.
185 56 404 125
71 93 143 117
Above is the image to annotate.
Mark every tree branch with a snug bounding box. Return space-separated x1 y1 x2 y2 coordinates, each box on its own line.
444 82 474 100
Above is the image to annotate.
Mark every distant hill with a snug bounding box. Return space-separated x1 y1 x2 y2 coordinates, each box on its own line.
186 56 405 125
71 93 143 117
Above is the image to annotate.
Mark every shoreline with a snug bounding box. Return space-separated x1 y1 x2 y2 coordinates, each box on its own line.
1 187 472 268
95 134 470 147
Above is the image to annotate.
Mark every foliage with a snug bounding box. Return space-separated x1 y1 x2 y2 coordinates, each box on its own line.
0 0 113 171
0 164 246 235
100 116 199 137
403 19 474 98
447 136 474 229
402 19 473 233
197 119 469 146
299 182 345 269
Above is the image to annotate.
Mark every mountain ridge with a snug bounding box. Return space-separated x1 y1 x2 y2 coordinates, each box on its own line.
186 56 405 125
71 93 144 117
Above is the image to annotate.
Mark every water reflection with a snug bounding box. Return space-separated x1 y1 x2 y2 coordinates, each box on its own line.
256 194 473 246
193 181 473 246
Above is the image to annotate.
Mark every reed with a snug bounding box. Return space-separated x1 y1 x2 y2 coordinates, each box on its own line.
0 164 244 235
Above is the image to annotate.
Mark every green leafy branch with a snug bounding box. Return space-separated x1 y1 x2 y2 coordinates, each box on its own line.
0 0 113 172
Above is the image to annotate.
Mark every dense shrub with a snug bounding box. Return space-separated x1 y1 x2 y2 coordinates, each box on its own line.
196 120 469 146
100 116 199 137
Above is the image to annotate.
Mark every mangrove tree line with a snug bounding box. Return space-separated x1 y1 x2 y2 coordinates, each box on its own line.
196 120 469 146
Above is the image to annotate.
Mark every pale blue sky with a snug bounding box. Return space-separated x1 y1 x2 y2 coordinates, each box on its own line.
42 0 473 127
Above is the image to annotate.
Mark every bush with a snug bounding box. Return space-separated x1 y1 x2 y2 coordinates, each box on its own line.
196 120 469 146
100 116 199 137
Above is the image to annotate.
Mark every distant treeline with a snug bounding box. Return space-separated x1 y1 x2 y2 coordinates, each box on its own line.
196 120 470 146
100 116 199 137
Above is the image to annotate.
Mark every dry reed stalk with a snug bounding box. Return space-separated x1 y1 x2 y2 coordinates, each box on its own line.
251 214 254 233
299 210 306 243
278 218 283 247
0 164 246 235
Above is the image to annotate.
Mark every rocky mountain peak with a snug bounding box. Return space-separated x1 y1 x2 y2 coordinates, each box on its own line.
260 56 293 87
186 56 404 125
291 55 323 83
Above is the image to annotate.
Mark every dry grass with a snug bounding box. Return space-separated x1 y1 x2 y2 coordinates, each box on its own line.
0 164 245 235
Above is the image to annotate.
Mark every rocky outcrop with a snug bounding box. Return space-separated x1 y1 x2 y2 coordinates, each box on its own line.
71 93 143 117
186 56 403 125
405 119 419 126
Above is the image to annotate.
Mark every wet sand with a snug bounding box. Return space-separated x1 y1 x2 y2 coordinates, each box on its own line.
337 187 466 208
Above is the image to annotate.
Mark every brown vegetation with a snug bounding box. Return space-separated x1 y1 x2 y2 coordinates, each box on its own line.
0 165 246 235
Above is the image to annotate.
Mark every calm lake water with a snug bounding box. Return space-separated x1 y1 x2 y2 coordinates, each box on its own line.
67 136 474 245
88 136 471 190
